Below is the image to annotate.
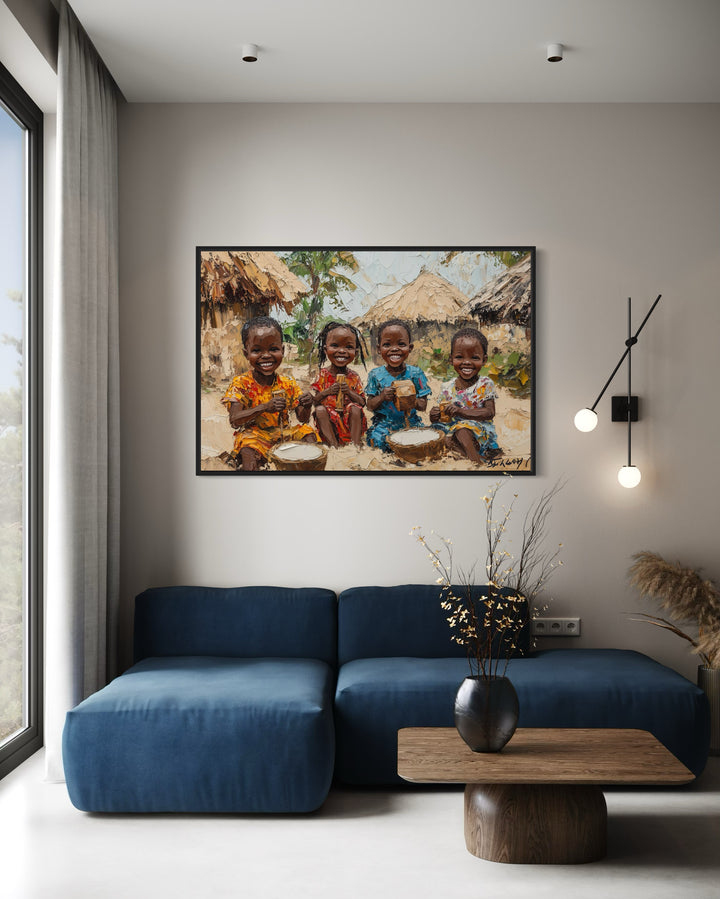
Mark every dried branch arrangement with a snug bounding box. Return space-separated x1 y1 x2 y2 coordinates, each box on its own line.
413 480 564 679
628 550 720 668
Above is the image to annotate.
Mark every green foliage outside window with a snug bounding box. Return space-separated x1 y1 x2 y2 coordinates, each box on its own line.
0 290 23 744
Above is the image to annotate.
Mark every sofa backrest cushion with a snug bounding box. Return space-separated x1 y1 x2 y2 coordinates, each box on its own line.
337 584 530 665
134 586 337 665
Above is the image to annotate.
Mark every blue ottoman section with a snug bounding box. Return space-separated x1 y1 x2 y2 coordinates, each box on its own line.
335 586 710 785
63 586 337 813
64 656 335 813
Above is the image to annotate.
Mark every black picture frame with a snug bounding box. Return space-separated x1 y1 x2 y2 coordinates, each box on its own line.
197 247 535 475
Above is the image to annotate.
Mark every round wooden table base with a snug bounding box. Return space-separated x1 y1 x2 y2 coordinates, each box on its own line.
464 783 607 864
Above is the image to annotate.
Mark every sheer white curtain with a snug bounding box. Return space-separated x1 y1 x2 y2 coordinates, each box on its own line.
45 0 120 782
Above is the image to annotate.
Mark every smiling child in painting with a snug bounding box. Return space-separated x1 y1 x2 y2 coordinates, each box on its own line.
429 327 502 463
311 321 368 448
221 315 318 471
365 319 431 451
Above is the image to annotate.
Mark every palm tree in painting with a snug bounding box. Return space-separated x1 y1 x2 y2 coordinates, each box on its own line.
283 250 360 369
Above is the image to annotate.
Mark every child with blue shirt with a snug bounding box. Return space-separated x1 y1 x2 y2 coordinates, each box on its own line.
365 318 431 451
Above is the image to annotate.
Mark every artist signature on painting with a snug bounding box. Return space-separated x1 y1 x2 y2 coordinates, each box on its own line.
483 456 531 471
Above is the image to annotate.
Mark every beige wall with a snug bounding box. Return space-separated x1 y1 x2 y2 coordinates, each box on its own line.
118 102 720 676
0 0 57 112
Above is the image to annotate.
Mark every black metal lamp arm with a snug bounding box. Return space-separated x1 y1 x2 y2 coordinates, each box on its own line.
588 294 662 413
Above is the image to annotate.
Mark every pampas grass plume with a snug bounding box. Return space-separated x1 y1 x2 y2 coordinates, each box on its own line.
628 551 720 668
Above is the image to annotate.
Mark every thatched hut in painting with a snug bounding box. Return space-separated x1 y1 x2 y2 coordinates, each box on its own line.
199 250 309 329
199 250 309 385
353 271 472 364
456 253 533 395
460 254 532 328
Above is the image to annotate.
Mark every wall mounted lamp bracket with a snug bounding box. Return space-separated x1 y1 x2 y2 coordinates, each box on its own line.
574 294 661 487
611 395 639 422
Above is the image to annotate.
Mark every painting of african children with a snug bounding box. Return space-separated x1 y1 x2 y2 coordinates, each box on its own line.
197 247 535 475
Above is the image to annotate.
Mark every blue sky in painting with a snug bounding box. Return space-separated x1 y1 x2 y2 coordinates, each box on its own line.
275 249 507 324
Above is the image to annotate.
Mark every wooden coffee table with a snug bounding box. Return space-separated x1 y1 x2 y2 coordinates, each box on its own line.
397 727 694 864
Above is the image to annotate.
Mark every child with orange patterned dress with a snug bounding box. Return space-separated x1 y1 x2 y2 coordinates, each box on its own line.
222 315 318 471
311 321 368 448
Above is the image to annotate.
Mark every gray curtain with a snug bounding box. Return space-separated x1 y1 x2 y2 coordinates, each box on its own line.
45 0 120 782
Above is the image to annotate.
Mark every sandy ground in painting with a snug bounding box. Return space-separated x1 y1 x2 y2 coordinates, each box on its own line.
199 362 531 473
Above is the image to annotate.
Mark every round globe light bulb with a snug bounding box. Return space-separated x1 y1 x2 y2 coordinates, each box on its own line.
574 408 598 432
618 465 641 488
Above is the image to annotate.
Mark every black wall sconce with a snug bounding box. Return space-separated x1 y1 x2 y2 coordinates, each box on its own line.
574 294 661 488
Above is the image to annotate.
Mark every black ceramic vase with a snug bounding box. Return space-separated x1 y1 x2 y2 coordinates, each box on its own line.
454 675 519 752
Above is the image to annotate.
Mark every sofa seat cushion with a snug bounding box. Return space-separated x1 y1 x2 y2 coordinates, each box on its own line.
334 649 710 784
335 656 469 784
63 656 336 813
511 650 709 777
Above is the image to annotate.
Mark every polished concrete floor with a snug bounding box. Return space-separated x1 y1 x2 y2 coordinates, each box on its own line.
2 751 719 899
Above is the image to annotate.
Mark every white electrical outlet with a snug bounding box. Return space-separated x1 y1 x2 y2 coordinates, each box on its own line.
531 617 581 637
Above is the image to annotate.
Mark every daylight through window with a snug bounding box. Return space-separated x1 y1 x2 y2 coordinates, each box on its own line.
0 63 42 779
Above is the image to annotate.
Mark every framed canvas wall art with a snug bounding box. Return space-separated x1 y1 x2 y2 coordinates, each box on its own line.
197 247 535 475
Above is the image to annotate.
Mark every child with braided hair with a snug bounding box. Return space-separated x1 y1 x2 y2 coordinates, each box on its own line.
311 321 368 448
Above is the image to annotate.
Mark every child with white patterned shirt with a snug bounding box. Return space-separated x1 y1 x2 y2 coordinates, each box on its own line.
429 327 502 463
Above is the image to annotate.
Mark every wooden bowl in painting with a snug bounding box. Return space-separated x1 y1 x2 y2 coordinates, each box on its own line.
269 442 328 472
386 428 445 464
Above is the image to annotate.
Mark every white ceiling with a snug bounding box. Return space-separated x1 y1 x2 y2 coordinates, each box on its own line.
70 0 720 104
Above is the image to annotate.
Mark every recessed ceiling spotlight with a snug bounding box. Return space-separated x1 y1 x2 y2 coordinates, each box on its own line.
242 44 259 63
547 43 564 62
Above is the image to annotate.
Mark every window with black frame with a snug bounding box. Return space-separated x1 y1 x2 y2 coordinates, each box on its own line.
0 62 43 780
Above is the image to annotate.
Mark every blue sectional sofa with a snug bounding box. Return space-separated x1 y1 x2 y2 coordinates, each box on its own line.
62 584 711 813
